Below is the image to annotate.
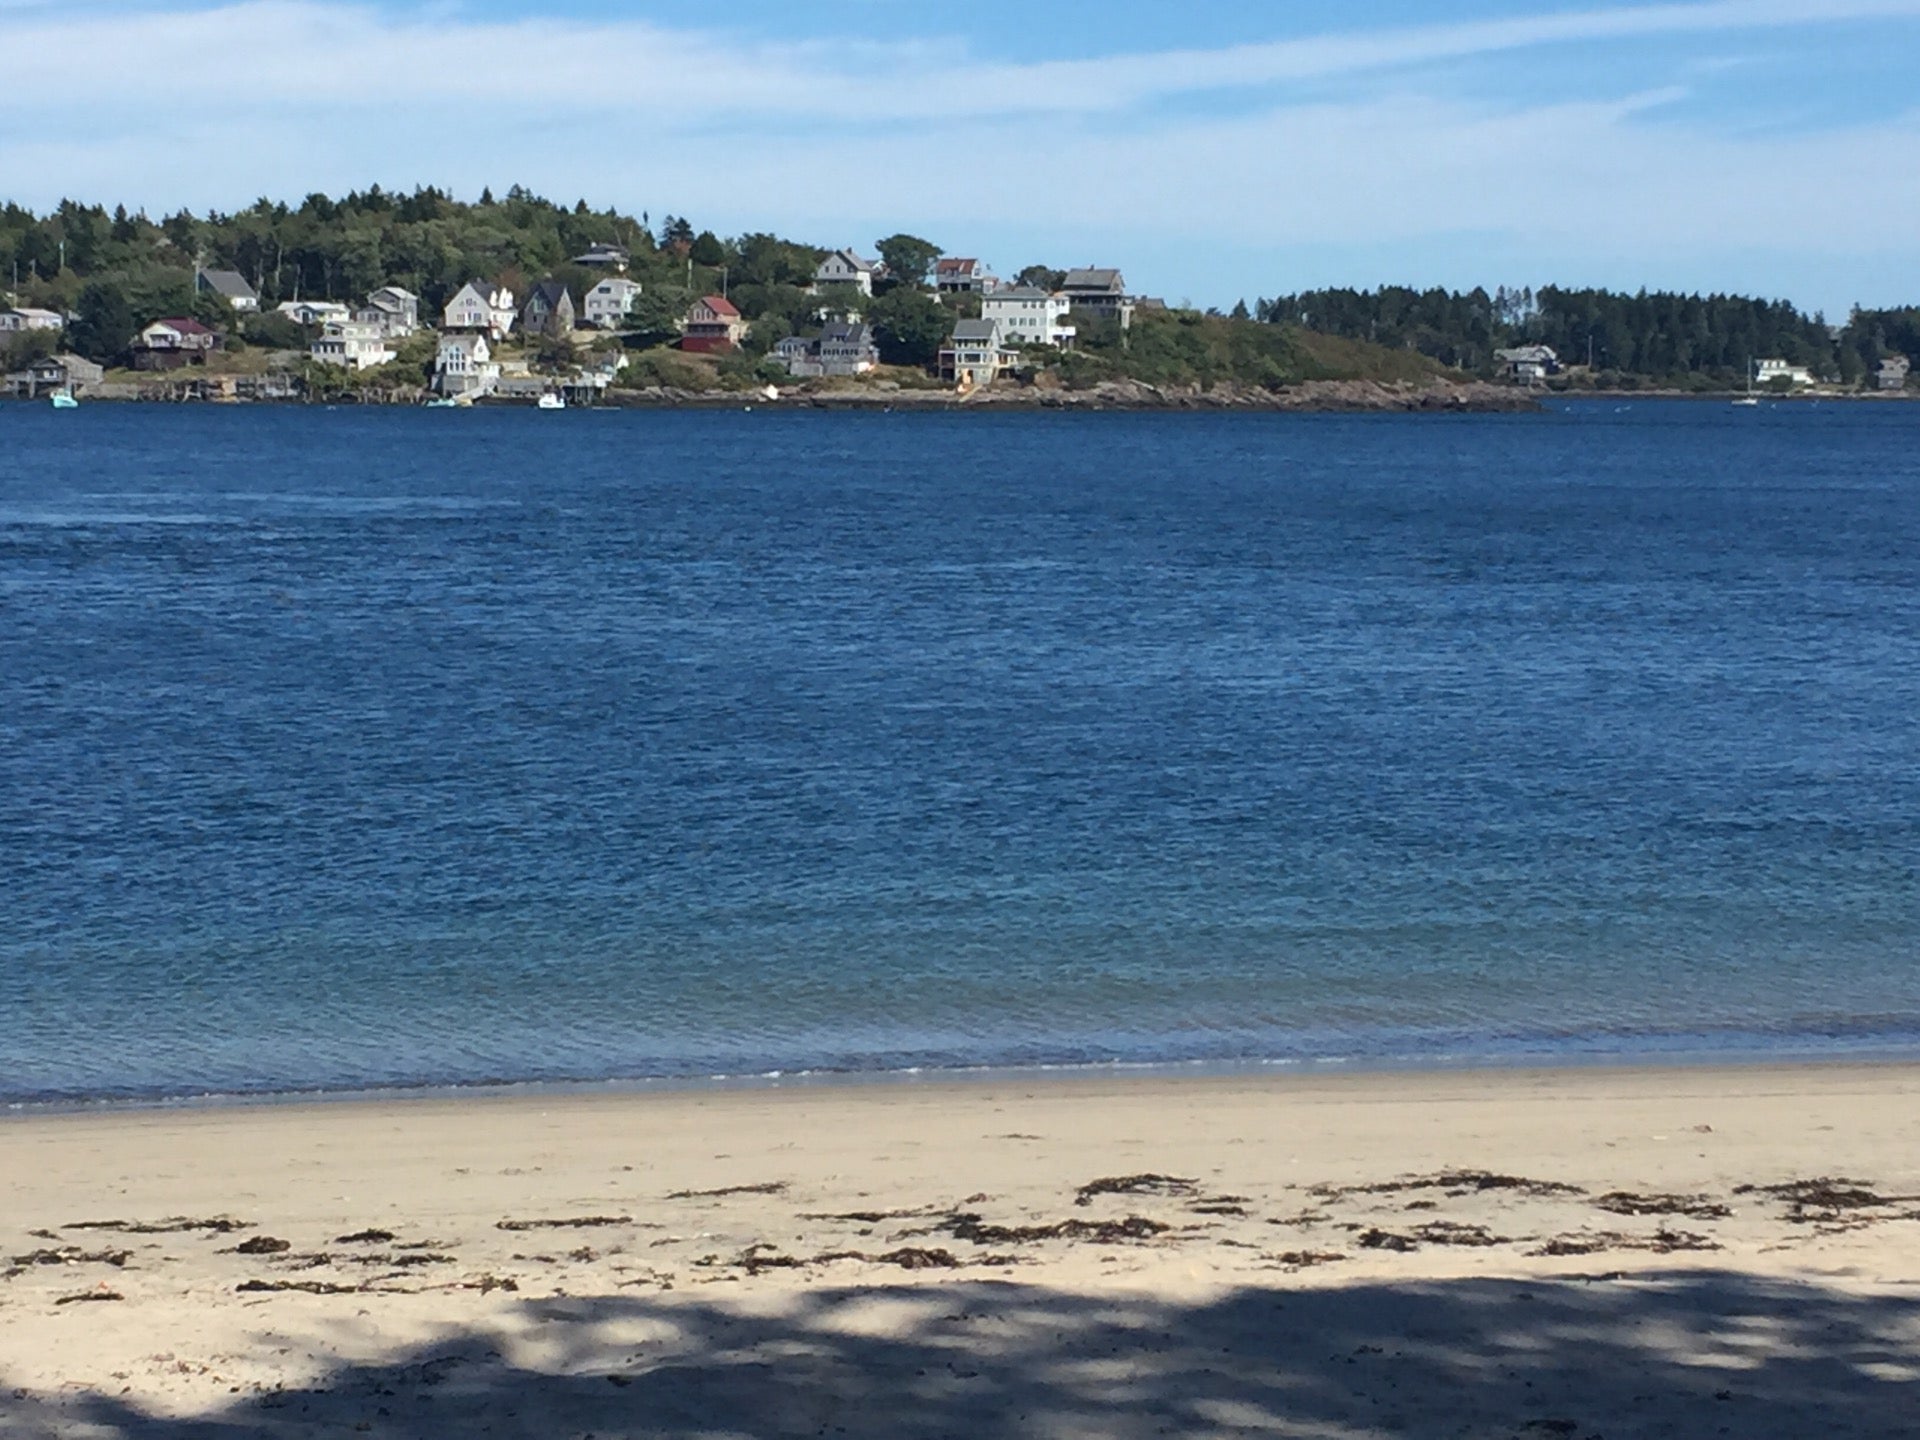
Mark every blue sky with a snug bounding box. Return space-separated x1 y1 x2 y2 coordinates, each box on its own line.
3 0 1917 315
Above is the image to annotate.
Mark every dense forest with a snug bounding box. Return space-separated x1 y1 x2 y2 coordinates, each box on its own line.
1258 285 1919 388
3 188 1915 390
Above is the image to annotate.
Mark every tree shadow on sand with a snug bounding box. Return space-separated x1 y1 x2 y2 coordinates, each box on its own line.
6 1270 1918 1438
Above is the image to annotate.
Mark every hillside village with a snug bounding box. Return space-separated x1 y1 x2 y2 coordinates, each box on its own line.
3 238 1171 405
2 189 1916 404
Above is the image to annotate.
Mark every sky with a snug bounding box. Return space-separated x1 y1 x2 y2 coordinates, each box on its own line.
3 0 1918 315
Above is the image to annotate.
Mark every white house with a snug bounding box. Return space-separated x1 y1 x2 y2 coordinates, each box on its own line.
1877 356 1911 391
436 332 499 396
981 287 1075 349
310 320 396 371
938 318 1016 387
359 286 420 337
276 300 353 328
444 280 517 339
812 249 878 296
583 277 642 328
1755 358 1816 388
1494 344 1559 383
0 307 65 332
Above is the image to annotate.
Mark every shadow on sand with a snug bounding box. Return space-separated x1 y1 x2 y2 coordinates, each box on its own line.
5 1270 1917 1438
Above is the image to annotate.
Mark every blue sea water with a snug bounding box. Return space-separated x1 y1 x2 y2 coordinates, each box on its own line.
1 398 1916 1104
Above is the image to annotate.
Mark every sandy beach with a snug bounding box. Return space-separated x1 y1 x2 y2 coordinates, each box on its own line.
3 1063 1918 1437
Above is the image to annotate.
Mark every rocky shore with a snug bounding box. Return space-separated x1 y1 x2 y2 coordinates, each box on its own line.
602 376 1540 413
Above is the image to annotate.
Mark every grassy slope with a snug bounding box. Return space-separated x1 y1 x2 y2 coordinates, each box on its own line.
1059 311 1454 390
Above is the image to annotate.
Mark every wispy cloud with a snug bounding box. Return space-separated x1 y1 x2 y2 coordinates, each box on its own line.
1 0 1916 312
5 0 1918 120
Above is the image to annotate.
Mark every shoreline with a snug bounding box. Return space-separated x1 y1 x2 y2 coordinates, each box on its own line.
9 382 1913 412
11 1040 1920 1120
4 1060 1918 1435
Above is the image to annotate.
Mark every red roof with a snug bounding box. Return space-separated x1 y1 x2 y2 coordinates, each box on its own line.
936 257 979 275
155 317 216 335
698 295 740 318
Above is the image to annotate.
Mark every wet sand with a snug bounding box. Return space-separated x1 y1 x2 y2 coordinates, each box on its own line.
3 1063 1918 1437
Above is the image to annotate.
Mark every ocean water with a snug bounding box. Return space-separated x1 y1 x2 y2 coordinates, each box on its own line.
1 398 1916 1104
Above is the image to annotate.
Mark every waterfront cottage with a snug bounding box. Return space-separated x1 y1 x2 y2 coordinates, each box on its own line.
1060 268 1134 328
444 281 518 340
522 281 576 338
1875 356 1910 391
1755 358 1816 388
775 322 880 377
310 320 396 372
195 267 260 312
435 332 499 396
812 249 879 297
583 277 642 328
981 287 1076 349
132 317 220 370
939 318 1016 387
1494 345 1560 383
3 352 103 398
680 294 747 353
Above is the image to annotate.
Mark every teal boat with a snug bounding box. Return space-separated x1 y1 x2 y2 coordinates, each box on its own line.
50 389 79 409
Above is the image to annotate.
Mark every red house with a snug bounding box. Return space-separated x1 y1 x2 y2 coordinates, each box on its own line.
680 295 747 354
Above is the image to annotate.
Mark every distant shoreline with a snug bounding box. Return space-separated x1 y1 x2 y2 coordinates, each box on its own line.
8 377 1544 414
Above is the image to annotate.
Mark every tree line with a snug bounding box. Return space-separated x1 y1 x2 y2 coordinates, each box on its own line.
1256 285 1917 387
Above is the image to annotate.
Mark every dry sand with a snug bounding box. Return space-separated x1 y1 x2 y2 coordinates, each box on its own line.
3 1063 1918 1437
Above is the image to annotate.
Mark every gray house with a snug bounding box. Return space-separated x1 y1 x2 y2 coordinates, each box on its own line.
195 267 259 312
775 321 881 377
1060 267 1134 328
1877 356 1911 391
522 281 576 338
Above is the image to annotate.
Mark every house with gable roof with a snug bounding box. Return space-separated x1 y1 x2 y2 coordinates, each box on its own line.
812 249 879 297
583 277 642 328
444 281 518 340
773 321 880 377
938 318 1017 387
196 267 260 312
132 317 221 370
934 258 996 294
435 332 500 397
522 281 576 338
680 294 747 353
0 306 65 333
358 286 420 337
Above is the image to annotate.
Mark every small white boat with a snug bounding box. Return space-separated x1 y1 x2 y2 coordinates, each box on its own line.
50 389 79 410
1732 361 1760 407
536 392 566 411
425 396 460 409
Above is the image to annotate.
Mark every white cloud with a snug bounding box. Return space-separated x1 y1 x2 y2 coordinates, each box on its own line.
1 1 1916 311
5 0 1919 120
